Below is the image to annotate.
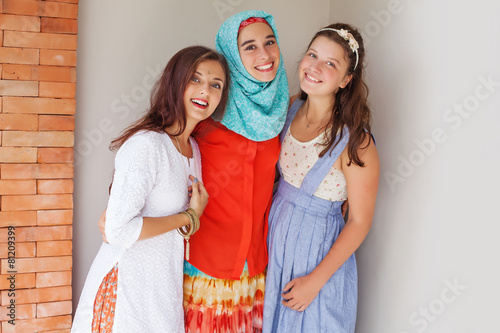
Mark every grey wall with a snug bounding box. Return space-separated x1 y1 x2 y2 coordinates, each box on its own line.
329 0 500 332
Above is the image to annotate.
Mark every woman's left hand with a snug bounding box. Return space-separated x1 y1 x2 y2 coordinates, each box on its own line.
281 275 322 312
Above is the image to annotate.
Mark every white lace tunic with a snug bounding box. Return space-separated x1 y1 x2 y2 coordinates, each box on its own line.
280 127 347 202
72 131 200 333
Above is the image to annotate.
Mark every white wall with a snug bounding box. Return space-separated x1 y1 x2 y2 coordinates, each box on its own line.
73 0 330 311
329 0 500 332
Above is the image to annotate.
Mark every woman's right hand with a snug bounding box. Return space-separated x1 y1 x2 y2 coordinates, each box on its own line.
188 175 209 218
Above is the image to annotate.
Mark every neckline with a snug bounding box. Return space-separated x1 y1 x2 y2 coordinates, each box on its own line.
168 134 197 180
288 126 326 145
167 134 194 160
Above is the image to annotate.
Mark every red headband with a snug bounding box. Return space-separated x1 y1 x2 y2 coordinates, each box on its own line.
238 17 271 33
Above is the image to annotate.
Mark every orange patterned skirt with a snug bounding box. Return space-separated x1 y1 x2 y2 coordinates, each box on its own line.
92 265 118 333
183 261 266 333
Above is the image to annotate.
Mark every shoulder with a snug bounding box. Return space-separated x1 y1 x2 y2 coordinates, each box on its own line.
117 130 167 158
289 94 299 106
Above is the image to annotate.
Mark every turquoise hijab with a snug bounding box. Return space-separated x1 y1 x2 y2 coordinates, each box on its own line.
215 10 289 142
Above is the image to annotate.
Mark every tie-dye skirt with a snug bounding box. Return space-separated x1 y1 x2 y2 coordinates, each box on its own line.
183 261 266 333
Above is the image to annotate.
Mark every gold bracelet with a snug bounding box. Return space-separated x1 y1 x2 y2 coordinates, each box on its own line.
177 209 201 261
185 208 200 234
178 211 195 237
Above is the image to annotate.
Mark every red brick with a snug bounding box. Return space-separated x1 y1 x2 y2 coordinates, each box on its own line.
37 179 73 194
0 147 37 163
0 242 36 258
37 240 72 256
0 113 38 130
37 148 74 163
38 66 76 82
0 304 36 321
40 49 76 66
41 1 78 19
36 271 71 288
1 315 72 332
1 194 73 211
0 180 37 195
3 130 74 147
1 256 72 274
0 80 38 96
1 64 39 81
3 97 76 115
3 31 77 50
0 47 39 65
46 0 79 3
0 273 36 289
0 163 73 179
41 18 77 34
39 81 75 98
0 211 37 227
0 1 78 18
39 115 74 131
1 0 40 16
37 210 72 226
0 14 40 32
0 226 72 242
37 301 72 318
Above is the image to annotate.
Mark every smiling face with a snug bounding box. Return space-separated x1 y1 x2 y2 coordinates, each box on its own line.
237 22 280 82
183 60 226 124
299 36 353 99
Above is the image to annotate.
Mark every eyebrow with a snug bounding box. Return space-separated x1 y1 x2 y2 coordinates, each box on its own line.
195 71 224 84
309 48 341 66
240 34 276 47
240 39 255 47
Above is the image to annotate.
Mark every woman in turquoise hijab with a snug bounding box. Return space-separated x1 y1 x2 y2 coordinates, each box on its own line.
183 10 289 332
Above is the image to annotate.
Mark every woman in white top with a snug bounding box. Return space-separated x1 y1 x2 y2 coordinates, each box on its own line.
72 46 230 333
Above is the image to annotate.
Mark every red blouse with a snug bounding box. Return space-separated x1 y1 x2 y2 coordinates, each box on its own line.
189 118 280 279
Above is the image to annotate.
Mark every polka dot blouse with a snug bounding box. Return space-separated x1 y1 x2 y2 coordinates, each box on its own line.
280 126 347 202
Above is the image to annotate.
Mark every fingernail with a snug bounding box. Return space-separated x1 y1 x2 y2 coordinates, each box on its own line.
193 178 198 183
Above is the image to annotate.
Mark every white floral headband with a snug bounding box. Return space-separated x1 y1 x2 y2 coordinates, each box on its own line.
319 28 359 71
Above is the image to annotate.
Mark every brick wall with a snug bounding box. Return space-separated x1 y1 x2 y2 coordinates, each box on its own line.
0 0 78 332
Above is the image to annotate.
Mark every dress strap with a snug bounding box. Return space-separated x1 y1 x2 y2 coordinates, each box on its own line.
277 98 305 177
279 98 304 144
300 126 350 196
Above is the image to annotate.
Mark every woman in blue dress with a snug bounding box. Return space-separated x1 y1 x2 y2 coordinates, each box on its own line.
263 23 379 332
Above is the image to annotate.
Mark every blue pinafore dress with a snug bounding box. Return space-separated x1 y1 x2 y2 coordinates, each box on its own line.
263 98 357 333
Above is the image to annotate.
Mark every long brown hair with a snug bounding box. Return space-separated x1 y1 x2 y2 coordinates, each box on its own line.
110 46 230 151
300 23 372 166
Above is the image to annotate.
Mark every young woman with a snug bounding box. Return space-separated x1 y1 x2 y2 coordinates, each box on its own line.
72 46 230 332
182 10 289 333
263 23 379 332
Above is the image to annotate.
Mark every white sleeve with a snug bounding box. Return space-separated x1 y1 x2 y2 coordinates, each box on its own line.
105 132 161 248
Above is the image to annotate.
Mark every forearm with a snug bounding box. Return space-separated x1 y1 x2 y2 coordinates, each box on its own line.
137 213 190 240
309 218 371 287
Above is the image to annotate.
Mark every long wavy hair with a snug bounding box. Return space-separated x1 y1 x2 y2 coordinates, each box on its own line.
110 46 230 151
299 23 372 166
